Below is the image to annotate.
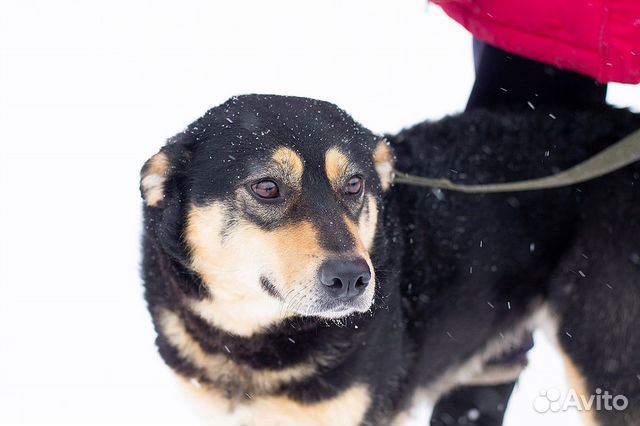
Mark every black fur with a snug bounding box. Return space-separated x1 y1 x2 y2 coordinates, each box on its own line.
392 107 640 426
141 95 640 425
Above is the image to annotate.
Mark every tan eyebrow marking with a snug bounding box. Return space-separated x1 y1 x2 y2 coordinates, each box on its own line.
325 147 350 190
272 147 304 183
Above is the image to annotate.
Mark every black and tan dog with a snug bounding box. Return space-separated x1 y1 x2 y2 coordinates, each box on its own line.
140 94 640 426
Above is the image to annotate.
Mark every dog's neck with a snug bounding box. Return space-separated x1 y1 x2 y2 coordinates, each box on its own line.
156 300 374 398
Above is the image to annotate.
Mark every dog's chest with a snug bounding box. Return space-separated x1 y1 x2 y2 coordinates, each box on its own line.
178 377 371 426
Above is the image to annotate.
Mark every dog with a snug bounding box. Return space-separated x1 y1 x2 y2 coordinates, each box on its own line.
140 94 640 426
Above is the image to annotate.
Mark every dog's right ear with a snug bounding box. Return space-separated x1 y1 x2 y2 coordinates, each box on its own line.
140 137 193 208
140 150 171 207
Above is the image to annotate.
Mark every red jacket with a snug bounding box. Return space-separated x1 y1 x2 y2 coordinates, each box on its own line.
432 0 640 84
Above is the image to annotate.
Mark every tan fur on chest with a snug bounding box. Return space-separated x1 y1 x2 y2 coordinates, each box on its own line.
179 377 371 426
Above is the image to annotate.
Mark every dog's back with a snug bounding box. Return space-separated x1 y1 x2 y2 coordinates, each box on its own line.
390 107 640 425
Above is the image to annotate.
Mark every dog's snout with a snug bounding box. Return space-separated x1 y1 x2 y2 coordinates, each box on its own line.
319 258 371 299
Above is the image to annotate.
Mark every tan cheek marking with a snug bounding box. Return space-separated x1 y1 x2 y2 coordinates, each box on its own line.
325 147 349 190
560 351 598 426
373 139 393 191
272 147 304 183
185 204 287 336
249 384 370 426
141 151 170 207
187 203 282 299
158 308 316 394
358 195 378 251
185 203 227 287
185 204 326 335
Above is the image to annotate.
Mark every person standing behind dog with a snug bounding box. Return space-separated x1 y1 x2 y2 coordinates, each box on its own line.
429 1 640 425
436 0 640 112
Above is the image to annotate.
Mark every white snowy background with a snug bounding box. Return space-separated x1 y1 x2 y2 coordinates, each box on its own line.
1 1 638 425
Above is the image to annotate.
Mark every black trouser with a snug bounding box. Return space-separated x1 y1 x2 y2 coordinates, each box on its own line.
466 39 607 112
430 40 607 426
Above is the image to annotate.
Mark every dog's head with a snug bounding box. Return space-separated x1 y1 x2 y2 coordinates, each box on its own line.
141 95 393 336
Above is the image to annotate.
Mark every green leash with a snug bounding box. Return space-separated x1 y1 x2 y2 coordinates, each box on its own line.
392 128 640 193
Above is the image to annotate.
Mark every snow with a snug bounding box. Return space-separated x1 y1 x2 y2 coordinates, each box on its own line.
1 1 639 425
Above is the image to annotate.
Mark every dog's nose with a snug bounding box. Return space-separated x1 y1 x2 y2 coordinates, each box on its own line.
319 258 371 299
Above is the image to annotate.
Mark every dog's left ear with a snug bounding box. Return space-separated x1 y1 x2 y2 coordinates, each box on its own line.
373 138 394 191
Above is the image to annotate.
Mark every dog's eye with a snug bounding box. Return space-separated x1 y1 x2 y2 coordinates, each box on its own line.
251 180 280 199
345 176 363 195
